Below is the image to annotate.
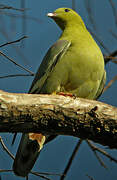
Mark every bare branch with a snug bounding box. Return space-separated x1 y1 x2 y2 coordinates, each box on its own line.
0 24 30 65
31 171 62 176
0 169 52 180
60 139 83 180
0 169 13 173
72 0 76 11
31 170 63 180
30 172 52 180
112 59 117 64
104 56 117 60
0 90 117 148
0 136 14 159
86 140 117 163
108 0 117 26
104 50 117 64
0 51 34 75
86 140 107 169
109 29 117 40
0 4 27 11
84 1 97 31
103 75 117 93
86 174 95 180
0 11 41 23
88 27 110 54
0 73 34 79
21 0 26 47
0 36 28 48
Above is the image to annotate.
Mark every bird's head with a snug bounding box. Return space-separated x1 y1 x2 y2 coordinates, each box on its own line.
47 7 85 30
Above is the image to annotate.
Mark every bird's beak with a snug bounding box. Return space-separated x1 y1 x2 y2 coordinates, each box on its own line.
47 12 57 18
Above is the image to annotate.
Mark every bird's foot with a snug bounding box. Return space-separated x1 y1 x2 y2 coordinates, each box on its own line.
57 92 75 98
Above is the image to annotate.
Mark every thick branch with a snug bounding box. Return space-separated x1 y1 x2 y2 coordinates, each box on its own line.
0 90 117 148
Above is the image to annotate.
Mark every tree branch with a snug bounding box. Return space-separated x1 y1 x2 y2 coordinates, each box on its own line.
0 90 117 148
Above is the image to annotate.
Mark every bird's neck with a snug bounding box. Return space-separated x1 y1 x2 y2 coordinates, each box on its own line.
60 23 87 41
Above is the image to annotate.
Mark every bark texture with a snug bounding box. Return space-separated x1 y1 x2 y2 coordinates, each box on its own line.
0 90 117 148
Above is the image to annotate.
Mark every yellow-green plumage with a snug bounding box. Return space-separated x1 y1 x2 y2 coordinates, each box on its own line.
13 7 106 177
30 7 105 99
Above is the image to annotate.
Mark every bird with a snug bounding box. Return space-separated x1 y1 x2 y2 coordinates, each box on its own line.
13 7 106 177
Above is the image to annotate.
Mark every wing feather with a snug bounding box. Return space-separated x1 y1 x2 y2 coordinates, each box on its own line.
29 40 71 94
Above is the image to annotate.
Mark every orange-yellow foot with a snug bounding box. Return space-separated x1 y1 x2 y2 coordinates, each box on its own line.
57 92 75 98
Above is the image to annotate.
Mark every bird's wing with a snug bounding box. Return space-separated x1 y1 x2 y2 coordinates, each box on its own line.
13 40 71 177
29 39 71 94
95 70 106 100
11 39 71 144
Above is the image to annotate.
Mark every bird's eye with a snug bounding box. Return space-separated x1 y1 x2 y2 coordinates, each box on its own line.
64 9 70 12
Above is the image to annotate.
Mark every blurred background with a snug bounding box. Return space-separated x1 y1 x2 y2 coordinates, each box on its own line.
0 0 117 180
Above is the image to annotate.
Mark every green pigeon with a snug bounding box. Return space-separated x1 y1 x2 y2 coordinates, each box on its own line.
13 7 106 177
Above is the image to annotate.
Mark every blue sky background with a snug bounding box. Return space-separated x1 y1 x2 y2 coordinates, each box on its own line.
0 0 117 180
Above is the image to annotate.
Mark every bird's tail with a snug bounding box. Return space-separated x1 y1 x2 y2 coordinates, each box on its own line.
13 133 46 177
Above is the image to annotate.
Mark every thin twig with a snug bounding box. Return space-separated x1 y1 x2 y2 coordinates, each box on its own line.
104 56 117 60
104 50 117 64
94 151 107 169
0 169 13 173
0 36 28 48
108 0 117 26
60 139 83 180
21 0 26 47
31 171 62 176
87 140 107 169
31 171 52 180
88 27 110 54
0 50 34 75
0 73 34 79
0 136 15 159
86 174 95 180
1 11 41 23
109 29 117 40
0 4 27 12
112 59 117 64
72 0 76 11
103 75 117 93
86 140 117 163
0 23 30 65
84 1 97 31
108 50 117 56
0 168 62 180
11 133 17 146
0 11 40 65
